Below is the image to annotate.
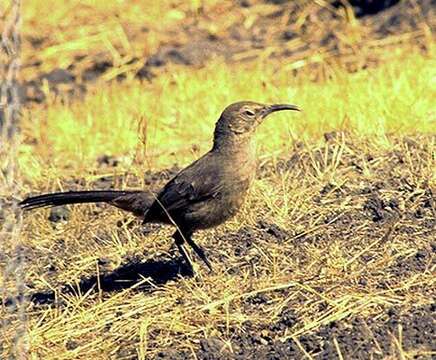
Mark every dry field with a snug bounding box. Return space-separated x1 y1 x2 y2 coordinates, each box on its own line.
1 1 435 359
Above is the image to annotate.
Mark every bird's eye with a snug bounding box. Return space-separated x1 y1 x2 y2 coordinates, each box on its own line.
243 109 255 117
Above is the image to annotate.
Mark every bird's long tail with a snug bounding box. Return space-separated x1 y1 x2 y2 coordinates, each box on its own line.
19 190 154 216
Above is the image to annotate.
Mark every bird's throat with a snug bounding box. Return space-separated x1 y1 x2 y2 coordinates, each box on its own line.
212 132 256 158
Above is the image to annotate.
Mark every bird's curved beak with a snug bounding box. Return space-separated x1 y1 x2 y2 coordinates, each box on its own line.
261 104 301 118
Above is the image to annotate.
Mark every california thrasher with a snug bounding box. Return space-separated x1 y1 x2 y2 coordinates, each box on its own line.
19 101 300 272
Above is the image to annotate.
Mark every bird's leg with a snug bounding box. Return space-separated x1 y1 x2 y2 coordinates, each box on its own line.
185 233 213 273
172 230 194 272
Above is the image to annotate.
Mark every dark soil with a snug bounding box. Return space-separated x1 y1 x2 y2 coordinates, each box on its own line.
151 303 435 359
189 304 435 360
19 0 435 104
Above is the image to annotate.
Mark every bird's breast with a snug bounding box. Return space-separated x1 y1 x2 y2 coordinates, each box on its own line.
192 176 252 229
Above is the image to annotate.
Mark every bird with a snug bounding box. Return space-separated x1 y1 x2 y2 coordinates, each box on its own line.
19 101 300 272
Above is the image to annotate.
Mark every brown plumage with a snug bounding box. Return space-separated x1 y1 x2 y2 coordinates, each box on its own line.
19 101 300 272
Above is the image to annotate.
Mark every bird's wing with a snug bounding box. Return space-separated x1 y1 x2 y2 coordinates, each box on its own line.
146 154 223 219
159 175 222 210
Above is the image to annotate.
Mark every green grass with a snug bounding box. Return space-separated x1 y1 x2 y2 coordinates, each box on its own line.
19 49 435 183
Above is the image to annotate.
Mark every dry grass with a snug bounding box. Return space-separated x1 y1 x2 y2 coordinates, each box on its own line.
17 0 433 82
1 1 435 358
18 0 232 79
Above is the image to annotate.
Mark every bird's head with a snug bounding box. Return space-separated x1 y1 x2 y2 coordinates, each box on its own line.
213 101 300 149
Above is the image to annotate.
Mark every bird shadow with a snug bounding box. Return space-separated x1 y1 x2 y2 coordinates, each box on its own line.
3 258 193 307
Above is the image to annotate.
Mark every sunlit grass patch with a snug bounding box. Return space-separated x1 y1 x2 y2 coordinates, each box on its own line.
19 48 435 183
